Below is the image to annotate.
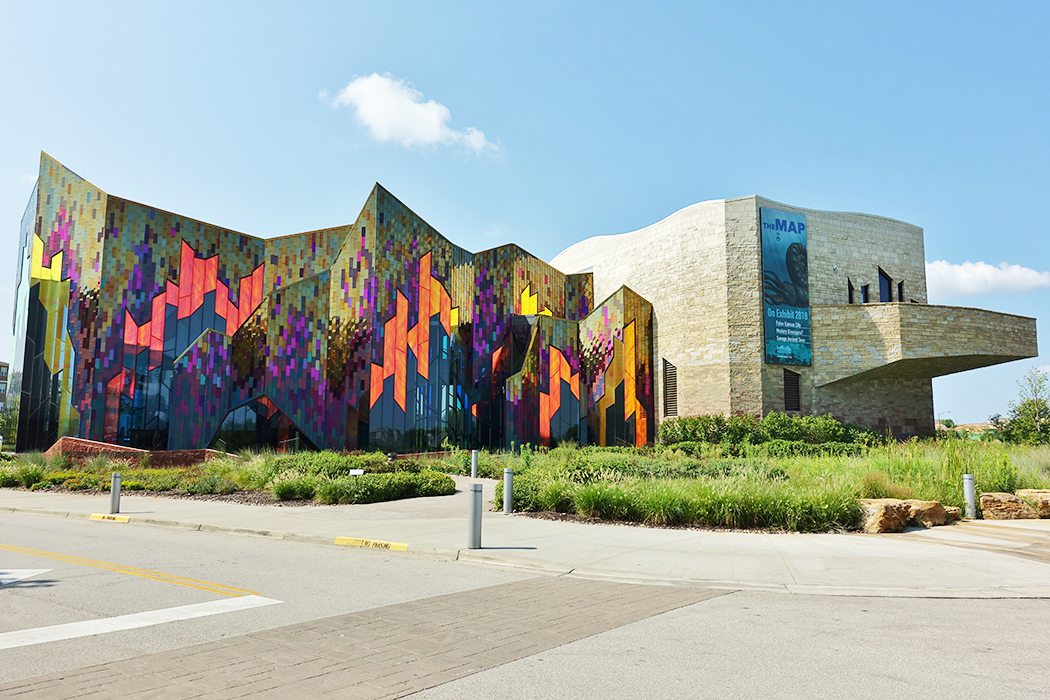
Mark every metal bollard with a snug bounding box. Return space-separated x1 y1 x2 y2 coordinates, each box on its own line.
503 467 514 514
470 449 478 479
468 483 483 549
110 472 122 514
963 473 976 519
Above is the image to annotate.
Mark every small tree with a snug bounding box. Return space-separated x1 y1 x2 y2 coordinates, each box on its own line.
0 399 18 449
991 368 1050 445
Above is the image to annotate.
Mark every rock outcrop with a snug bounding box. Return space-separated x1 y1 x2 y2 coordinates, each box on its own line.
858 499 913 533
858 498 960 532
903 500 949 528
1015 489 1050 518
980 492 1037 520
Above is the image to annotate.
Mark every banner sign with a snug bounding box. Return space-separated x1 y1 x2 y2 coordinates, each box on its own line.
760 207 812 366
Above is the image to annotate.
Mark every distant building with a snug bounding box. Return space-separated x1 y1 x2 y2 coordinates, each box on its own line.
12 153 1037 452
0 361 8 411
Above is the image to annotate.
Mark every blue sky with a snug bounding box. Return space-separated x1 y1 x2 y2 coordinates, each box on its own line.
0 0 1046 423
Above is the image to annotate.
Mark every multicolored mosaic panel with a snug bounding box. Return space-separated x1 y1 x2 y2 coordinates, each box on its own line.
579 287 655 447
13 154 654 452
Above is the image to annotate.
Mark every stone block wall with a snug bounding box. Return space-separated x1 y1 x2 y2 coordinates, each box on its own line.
551 199 731 419
724 197 764 415
553 194 1037 437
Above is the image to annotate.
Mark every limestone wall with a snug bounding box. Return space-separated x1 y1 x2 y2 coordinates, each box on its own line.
553 194 1037 436
551 200 731 418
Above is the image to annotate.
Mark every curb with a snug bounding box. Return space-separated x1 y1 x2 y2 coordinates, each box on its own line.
5 504 1050 599
2 504 464 564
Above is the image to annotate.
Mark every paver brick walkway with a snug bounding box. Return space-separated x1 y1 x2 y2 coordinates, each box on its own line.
0 576 728 699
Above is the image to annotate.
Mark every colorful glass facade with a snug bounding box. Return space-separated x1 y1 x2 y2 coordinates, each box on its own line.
13 154 654 452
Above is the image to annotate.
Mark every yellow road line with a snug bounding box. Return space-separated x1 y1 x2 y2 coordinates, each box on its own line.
334 536 408 552
89 513 130 523
0 543 259 598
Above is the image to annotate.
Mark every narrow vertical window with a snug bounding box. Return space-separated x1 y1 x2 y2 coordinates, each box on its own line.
662 359 678 417
861 285 870 303
878 268 893 302
783 369 801 412
897 281 904 302
848 278 855 304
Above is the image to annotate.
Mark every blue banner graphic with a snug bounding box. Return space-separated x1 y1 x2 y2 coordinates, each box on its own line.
760 207 811 366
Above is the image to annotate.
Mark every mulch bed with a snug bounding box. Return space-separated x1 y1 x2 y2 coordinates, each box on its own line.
5 486 317 507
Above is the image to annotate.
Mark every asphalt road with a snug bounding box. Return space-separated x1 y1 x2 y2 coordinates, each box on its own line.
0 511 527 683
3 510 1049 698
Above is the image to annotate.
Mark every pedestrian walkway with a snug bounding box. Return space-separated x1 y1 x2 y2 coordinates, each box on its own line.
3 478 1049 598
0 577 724 699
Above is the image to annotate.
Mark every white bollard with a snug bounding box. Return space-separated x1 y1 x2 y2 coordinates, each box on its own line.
470 450 478 479
110 473 122 514
468 483 483 549
963 473 976 519
503 467 514 514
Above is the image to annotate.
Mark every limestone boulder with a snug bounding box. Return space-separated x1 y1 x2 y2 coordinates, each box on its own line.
1016 490 1050 518
944 505 963 522
858 498 912 533
904 500 949 528
980 492 1037 520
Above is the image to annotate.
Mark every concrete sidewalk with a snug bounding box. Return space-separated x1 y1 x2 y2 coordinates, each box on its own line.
3 477 1050 598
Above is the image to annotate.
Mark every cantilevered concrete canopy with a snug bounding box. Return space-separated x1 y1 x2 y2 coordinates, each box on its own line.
811 303 1038 387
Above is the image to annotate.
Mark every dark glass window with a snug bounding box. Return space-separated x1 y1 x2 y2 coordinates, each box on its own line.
897 281 904 302
848 278 855 304
878 268 893 302
783 369 801 412
861 285 870 303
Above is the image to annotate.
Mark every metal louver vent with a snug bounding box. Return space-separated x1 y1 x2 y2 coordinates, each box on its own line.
784 369 801 412
663 359 678 417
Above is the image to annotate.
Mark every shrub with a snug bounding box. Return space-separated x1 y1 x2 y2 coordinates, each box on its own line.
0 468 19 487
313 470 455 505
414 469 458 497
181 472 238 495
268 451 391 478
14 464 46 488
748 440 868 458
272 476 317 500
659 412 872 447
125 468 185 492
62 473 106 491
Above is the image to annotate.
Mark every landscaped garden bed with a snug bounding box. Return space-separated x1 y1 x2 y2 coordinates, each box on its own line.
413 413 1050 532
3 413 1049 527
0 451 456 506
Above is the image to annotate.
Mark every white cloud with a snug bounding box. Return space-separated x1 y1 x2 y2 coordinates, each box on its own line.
327 73 496 153
925 260 1050 299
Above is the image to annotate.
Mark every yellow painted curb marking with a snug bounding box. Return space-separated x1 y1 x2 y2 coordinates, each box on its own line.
89 513 130 523
334 536 408 552
0 543 259 598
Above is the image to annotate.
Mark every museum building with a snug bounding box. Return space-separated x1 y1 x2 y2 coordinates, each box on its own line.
12 154 1037 452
